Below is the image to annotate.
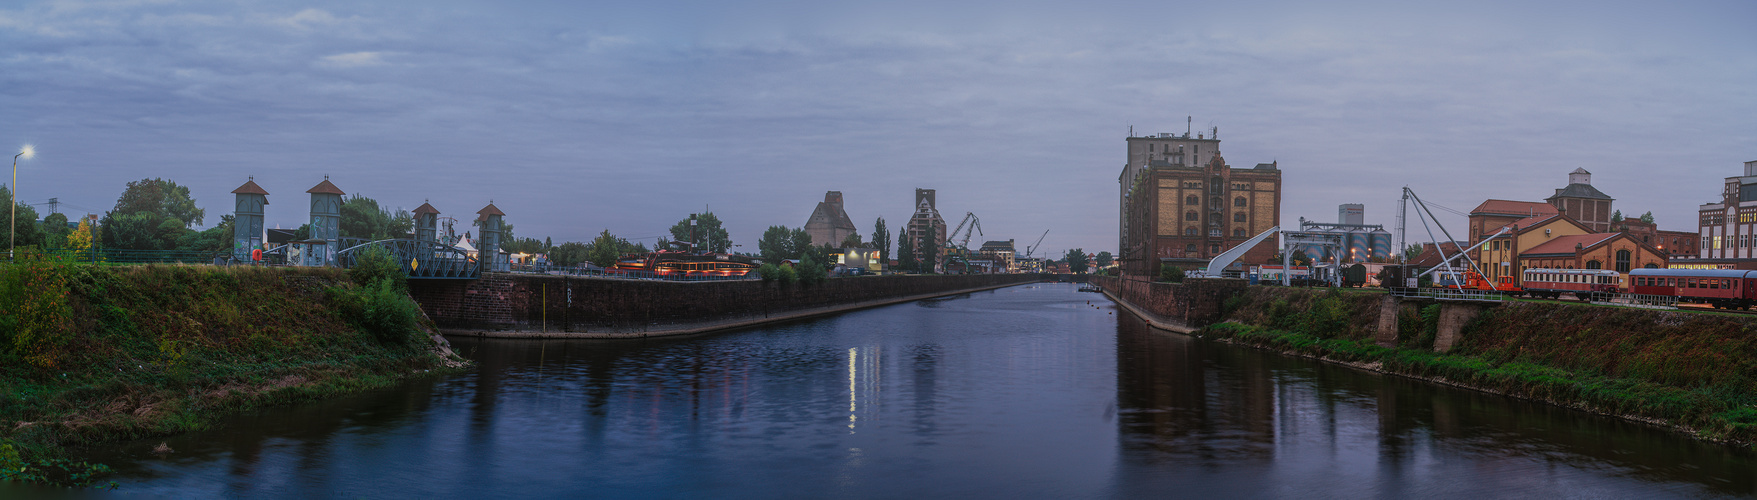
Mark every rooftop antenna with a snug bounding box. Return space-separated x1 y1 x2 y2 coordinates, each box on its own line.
1186 116 1192 137
1128 125 1134 137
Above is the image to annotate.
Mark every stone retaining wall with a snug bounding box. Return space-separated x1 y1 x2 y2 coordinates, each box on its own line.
409 273 1044 334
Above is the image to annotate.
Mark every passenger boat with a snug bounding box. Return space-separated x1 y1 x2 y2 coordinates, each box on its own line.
608 251 759 278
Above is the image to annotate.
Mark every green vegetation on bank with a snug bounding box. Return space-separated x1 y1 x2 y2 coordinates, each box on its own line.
0 251 463 488
1201 287 1757 446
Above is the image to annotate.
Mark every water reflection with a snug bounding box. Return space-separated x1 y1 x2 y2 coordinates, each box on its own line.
1111 310 1757 498
78 284 1757 498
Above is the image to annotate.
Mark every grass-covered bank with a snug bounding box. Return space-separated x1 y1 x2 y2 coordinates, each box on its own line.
0 252 467 488
1195 287 1757 447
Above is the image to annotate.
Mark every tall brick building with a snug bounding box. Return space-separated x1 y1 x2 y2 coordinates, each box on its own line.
906 188 947 270
1697 160 1757 259
1117 129 1281 276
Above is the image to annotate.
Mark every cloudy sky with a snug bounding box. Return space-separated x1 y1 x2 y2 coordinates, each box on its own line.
2 0 1752 256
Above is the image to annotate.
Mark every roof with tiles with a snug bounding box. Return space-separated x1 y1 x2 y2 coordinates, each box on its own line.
1520 233 1621 256
1470 199 1557 217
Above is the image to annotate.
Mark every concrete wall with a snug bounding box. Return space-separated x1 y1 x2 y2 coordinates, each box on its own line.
1092 276 1247 331
409 273 1043 333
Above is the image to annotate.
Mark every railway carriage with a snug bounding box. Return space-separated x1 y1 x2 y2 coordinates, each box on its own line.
1629 268 1757 310
1519 268 1621 301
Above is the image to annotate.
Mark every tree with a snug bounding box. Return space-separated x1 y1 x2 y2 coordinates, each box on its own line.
587 230 624 268
1403 244 1424 261
1611 210 1623 223
871 217 890 263
920 230 938 273
39 212 70 248
65 218 95 252
896 234 917 272
1 185 43 250
175 214 233 252
1064 248 1089 274
840 232 864 248
1640 211 1655 224
1096 251 1113 268
668 211 732 253
340 195 413 240
550 241 591 267
98 179 205 251
110 178 203 228
759 225 795 263
790 228 813 260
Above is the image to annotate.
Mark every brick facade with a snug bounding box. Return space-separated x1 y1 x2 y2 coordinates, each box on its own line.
1091 276 1246 331
1118 132 1281 276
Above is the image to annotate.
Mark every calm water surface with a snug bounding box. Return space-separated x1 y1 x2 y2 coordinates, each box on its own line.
76 283 1757 498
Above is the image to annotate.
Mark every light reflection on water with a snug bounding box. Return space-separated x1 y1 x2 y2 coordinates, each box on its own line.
80 283 1755 498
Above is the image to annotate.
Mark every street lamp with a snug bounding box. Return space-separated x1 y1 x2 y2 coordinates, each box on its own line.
10 144 33 260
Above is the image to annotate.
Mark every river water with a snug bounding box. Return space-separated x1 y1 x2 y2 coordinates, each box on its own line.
80 283 1755 498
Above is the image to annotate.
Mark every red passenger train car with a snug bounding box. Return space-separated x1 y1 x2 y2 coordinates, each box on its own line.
1519 268 1621 300
1628 268 1757 310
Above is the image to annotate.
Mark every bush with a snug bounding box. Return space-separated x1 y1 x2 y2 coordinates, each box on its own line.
329 279 423 345
349 245 406 292
759 262 796 285
1160 264 1185 283
796 254 826 285
0 251 75 369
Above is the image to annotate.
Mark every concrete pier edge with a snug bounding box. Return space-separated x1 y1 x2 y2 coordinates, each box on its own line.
440 280 1047 339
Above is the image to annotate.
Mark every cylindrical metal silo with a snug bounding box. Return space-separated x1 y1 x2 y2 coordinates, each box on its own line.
1347 231 1368 263
1370 230 1392 261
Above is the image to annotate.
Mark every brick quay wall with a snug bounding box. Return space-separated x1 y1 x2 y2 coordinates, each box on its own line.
409 273 1046 338
1089 276 1247 332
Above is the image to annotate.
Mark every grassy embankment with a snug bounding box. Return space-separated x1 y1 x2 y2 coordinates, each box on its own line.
0 251 467 487
1198 287 1757 446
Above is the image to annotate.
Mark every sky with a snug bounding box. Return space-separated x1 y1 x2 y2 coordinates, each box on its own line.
1 0 1753 257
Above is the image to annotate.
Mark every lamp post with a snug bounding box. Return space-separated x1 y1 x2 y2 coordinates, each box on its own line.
9 144 33 260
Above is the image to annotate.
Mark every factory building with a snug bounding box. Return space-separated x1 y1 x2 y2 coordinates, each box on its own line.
804 191 858 247
1697 160 1757 260
1117 125 1281 276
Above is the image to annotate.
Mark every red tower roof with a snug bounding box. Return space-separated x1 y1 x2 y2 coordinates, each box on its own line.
306 179 345 195
231 179 269 196
413 202 440 215
477 203 505 216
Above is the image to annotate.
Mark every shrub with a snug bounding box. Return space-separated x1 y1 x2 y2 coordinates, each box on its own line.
796 254 826 285
0 251 75 369
329 279 422 345
349 245 406 292
1160 264 1185 283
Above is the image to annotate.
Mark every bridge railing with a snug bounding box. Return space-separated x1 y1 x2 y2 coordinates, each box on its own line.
1390 287 1505 302
505 262 759 282
336 239 480 279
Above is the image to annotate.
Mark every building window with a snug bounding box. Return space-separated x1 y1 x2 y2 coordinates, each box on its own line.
1186 244 1197 253
1586 260 1601 269
1233 228 1245 237
1150 144 1155 152
1616 249 1631 273
1233 213 1246 222
1209 244 1220 253
1186 195 1199 205
1234 197 1246 207
1185 227 1197 236
1185 211 1199 221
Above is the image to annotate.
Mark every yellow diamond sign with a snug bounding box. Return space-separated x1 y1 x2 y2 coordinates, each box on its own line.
410 258 419 271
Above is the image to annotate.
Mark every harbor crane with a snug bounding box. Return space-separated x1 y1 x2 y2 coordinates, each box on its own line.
1023 229 1049 259
943 212 984 272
